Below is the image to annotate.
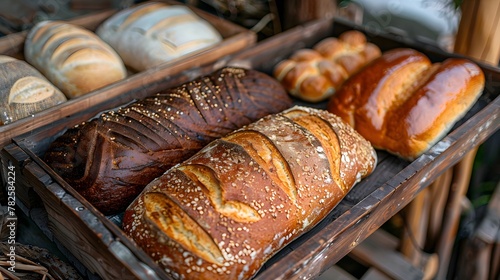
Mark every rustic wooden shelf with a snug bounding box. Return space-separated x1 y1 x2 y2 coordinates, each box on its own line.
1 17 498 280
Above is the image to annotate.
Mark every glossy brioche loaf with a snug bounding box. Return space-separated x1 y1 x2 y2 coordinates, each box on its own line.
123 105 377 280
44 67 292 214
327 48 485 160
96 2 223 72
0 55 67 125
24 21 127 99
273 30 381 102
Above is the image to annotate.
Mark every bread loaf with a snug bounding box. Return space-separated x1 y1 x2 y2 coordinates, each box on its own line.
96 2 223 72
24 21 127 99
44 67 292 214
0 55 67 125
327 48 485 160
123 105 377 280
273 30 381 102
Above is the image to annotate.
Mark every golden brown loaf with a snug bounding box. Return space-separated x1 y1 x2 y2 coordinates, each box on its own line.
24 21 127 99
327 48 485 160
273 30 381 103
44 67 292 214
123 105 377 280
0 55 67 125
96 2 223 72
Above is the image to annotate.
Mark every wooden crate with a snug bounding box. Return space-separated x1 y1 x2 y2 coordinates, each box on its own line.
0 0 256 150
2 17 499 280
0 0 256 208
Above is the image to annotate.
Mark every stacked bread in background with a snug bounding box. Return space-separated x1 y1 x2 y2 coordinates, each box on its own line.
1 1 223 125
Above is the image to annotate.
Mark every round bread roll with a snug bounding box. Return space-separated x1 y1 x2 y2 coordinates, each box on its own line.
24 21 127 99
96 2 223 72
0 55 67 125
327 48 485 160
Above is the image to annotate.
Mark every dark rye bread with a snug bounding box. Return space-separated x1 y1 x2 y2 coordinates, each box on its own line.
123 106 377 280
44 67 292 214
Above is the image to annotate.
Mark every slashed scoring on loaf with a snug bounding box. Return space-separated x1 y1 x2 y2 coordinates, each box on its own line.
123 106 377 280
44 67 292 215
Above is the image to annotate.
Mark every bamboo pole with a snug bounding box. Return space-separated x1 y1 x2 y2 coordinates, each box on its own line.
400 187 430 266
454 0 500 65
448 1 500 279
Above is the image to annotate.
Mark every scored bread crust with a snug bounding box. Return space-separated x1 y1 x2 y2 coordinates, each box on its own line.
24 21 127 99
0 55 67 125
327 48 485 160
44 67 292 214
123 106 377 280
96 2 223 72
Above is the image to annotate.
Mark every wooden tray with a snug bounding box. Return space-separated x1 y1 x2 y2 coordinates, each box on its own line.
0 0 256 150
2 17 499 280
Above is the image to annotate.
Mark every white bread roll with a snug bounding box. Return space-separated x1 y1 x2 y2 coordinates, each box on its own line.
0 55 67 125
96 2 223 72
24 21 127 99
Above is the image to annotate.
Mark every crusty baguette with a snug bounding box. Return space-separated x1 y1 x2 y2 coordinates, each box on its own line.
0 55 67 125
96 2 223 72
44 67 292 214
273 30 381 102
327 48 485 160
123 105 377 280
24 21 127 99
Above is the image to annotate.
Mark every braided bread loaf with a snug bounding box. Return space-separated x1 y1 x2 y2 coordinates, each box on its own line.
24 21 127 99
123 105 377 280
44 67 292 214
273 30 381 102
327 48 485 160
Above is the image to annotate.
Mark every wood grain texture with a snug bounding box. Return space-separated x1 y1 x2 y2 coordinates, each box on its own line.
454 0 500 65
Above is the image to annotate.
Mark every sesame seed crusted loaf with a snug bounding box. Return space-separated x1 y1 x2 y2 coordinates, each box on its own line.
43 67 292 215
123 105 377 280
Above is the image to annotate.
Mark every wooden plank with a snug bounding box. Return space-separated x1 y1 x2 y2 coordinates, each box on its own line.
0 143 43 208
435 148 479 279
27 162 167 280
360 268 392 280
316 265 357 280
350 230 424 280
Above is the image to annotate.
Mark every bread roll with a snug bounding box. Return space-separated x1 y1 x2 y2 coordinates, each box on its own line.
0 55 67 125
273 30 381 103
123 105 377 280
327 48 485 160
24 21 127 99
44 67 292 214
96 2 223 72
